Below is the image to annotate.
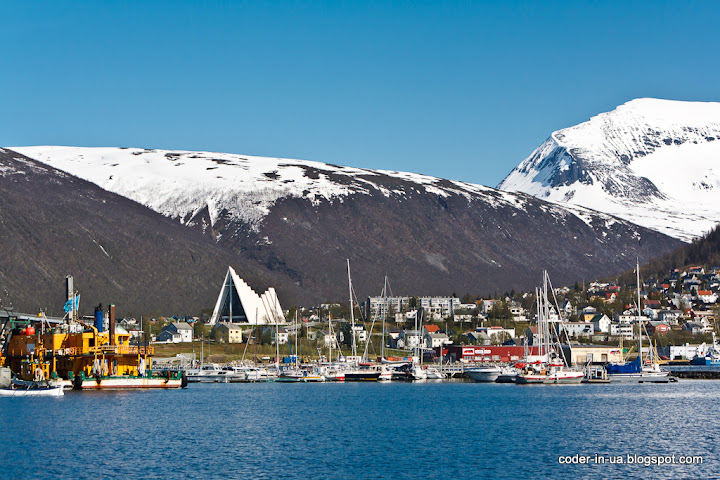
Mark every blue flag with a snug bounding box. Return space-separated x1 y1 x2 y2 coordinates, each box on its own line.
63 295 80 313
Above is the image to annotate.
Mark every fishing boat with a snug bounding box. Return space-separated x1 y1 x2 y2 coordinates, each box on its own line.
605 261 670 383
515 271 584 385
0 277 185 390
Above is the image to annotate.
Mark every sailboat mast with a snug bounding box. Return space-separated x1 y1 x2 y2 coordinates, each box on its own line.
637 259 643 363
382 275 387 361
328 310 332 363
347 259 357 360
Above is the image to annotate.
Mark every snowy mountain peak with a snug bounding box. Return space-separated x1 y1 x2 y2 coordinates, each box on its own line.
10 145 522 233
498 98 720 241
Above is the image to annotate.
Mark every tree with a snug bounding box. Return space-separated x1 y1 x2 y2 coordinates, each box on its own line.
490 331 511 345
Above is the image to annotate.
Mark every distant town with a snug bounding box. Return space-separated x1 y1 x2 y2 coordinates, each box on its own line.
121 264 719 367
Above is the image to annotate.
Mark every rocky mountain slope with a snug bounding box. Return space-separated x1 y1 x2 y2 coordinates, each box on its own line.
498 98 720 241
7 146 682 308
0 148 305 317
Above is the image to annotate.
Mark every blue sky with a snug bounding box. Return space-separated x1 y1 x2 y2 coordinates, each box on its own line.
2 1 718 186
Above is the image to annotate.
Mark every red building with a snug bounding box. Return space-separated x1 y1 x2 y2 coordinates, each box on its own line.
437 345 542 363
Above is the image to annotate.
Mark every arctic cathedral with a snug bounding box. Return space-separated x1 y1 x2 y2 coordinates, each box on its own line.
209 266 286 325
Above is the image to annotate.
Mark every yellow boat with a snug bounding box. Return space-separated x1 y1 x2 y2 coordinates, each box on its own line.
1 280 186 390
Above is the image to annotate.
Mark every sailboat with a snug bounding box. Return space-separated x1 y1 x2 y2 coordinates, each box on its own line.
342 260 381 382
515 271 584 384
605 260 670 382
277 311 325 382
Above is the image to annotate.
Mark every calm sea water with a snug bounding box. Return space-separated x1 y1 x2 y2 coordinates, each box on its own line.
1 380 718 480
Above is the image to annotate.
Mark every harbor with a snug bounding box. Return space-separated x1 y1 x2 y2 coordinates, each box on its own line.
1 378 716 480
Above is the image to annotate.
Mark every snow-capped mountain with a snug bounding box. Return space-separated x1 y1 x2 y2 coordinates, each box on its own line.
498 98 720 242
0 148 306 316
13 146 529 233
9 145 680 302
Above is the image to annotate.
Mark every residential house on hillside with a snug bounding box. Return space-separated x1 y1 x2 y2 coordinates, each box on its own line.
561 322 594 338
397 329 422 349
395 309 418 324
683 322 705 335
697 290 718 304
262 326 289 345
591 314 611 334
157 322 193 343
467 331 491 345
510 303 528 321
419 297 460 320
477 326 515 343
615 310 638 325
558 299 573 316
646 322 671 336
425 332 450 349
312 330 336 348
213 323 244 343
524 326 541 345
610 323 634 340
657 310 683 325
385 327 401 346
582 306 598 322
423 324 441 335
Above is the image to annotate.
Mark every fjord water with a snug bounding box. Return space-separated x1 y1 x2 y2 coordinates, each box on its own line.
2 381 717 480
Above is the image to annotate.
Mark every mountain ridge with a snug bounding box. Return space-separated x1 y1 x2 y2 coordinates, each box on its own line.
6 145 682 306
498 98 720 241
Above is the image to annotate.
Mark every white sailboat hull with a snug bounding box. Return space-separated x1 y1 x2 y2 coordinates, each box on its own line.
0 386 64 396
516 370 584 384
608 371 670 382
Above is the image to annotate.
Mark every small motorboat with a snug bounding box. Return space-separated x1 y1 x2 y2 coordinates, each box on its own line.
0 380 64 397
466 365 502 382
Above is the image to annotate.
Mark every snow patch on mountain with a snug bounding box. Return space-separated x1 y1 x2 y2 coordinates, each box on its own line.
498 98 720 241
13 146 531 233
11 145 661 249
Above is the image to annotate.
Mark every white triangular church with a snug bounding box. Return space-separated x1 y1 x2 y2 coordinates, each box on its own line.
209 266 286 325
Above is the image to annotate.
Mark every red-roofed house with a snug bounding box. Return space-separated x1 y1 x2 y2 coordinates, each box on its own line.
697 290 718 304
423 324 441 334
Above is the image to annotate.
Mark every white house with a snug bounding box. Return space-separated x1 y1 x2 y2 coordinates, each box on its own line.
610 323 634 340
264 327 289 345
351 324 367 343
657 310 683 325
366 296 411 318
510 306 527 322
395 310 418 324
590 314 612 334
560 322 595 338
696 290 718 303
616 311 641 325
424 332 450 349
419 297 461 320
398 330 422 349
158 322 193 343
